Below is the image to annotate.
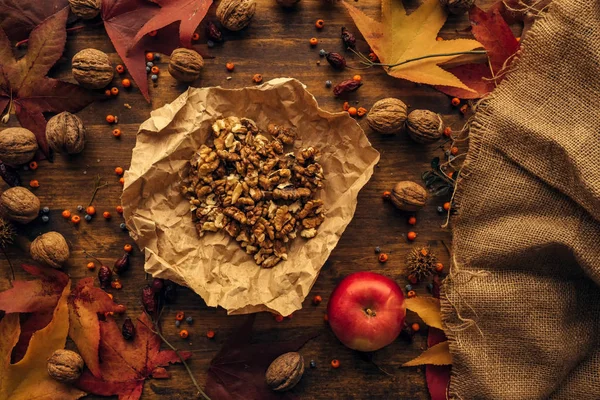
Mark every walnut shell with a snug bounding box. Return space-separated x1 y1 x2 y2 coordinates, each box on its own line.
72 48 114 89
390 181 428 211
216 0 256 31
0 186 40 224
31 232 70 269
168 48 204 83
366 98 408 135
46 112 86 154
47 349 84 383
266 352 304 392
276 0 300 6
68 0 101 19
0 127 38 166
406 109 444 144
439 0 475 15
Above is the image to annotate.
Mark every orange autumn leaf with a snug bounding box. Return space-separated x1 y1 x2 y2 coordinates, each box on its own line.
403 341 452 367
405 297 443 330
0 282 86 399
343 0 482 90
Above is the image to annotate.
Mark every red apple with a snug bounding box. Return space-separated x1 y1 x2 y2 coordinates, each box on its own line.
327 271 406 352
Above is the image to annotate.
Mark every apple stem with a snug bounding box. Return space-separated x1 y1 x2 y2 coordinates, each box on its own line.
365 308 376 317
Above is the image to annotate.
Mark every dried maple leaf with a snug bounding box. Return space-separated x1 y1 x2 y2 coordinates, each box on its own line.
0 0 70 42
68 277 124 378
132 0 212 49
405 297 443 330
403 341 452 367
75 312 191 399
0 282 87 399
343 0 482 90
0 8 95 158
205 314 317 400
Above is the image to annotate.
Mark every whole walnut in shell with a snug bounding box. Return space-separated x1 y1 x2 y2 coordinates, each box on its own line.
367 98 408 135
266 352 304 391
168 48 204 83
390 181 428 211
0 186 40 224
0 127 38 166
69 0 101 19
46 112 86 154
276 0 300 6
439 0 475 15
31 232 70 269
216 0 256 31
72 48 114 89
406 109 444 144
47 349 84 383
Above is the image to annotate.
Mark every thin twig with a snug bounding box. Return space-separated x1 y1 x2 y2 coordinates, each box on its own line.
88 175 108 207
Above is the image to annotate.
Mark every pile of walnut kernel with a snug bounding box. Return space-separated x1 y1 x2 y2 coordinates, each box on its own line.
181 116 325 268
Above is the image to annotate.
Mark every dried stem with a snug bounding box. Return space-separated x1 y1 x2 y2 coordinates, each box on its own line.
1 89 12 124
88 175 108 207
349 48 488 70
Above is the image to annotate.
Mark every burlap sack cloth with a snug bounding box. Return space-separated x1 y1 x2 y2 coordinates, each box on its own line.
442 0 600 398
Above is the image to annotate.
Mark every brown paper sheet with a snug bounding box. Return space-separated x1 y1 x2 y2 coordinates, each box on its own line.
122 78 379 316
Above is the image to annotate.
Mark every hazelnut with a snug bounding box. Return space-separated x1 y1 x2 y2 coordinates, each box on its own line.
266 352 304 391
0 186 40 224
366 98 408 135
72 48 114 89
68 0 101 19
406 109 444 144
46 112 86 154
0 127 38 166
30 232 70 269
439 0 475 15
47 349 84 383
168 48 204 83
390 181 428 211
216 0 256 31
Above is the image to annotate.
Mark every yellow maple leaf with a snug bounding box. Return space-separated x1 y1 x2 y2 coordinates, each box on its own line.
405 296 443 330
343 0 483 90
403 341 452 366
0 282 86 400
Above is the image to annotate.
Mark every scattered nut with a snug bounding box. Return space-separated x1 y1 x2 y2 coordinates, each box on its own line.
0 127 38 166
367 98 408 135
216 0 256 31
0 186 40 224
406 109 444 144
266 352 305 391
46 112 86 154
72 48 114 89
47 349 84 383
390 181 428 211
68 0 101 19
30 232 70 269
168 48 204 83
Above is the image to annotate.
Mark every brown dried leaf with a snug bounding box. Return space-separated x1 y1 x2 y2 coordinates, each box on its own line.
403 341 452 367
405 297 443 330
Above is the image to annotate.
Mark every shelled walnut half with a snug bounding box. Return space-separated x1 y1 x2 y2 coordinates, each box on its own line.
181 116 326 268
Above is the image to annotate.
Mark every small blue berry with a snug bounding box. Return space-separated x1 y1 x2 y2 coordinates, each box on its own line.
146 61 154 68
84 214 92 222
186 316 193 324
42 206 50 214
175 320 181 328
427 283 434 292
325 80 332 88
309 360 316 368
374 246 381 254
437 206 444 213
77 205 84 212
319 49 326 57
41 215 50 223
449 155 455 161
445 150 451 157
120 222 127 230
151 74 158 81
405 284 413 292
207 40 215 48
146 66 151 73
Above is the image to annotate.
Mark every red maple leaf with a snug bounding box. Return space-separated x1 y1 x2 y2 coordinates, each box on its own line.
0 0 70 42
0 265 69 362
132 0 212 49
435 6 519 99
75 312 191 400
0 7 95 158
426 276 450 400
205 315 317 400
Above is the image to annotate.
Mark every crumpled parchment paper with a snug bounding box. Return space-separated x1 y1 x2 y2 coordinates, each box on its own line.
122 78 379 316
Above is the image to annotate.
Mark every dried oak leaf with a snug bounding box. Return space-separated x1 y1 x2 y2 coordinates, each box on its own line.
405 297 443 330
435 5 520 99
0 264 69 362
0 282 86 399
0 8 95 158
132 0 213 49
75 312 191 400
68 277 124 378
205 314 317 400
403 341 452 367
342 0 481 90
0 0 70 42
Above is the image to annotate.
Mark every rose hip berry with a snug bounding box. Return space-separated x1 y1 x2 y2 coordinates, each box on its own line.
98 265 112 288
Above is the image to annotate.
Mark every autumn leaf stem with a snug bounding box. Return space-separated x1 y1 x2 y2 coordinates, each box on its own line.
349 48 488 70
1 89 12 124
15 24 91 48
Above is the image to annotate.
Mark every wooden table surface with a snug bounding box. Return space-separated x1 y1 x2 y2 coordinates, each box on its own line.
0 0 500 398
